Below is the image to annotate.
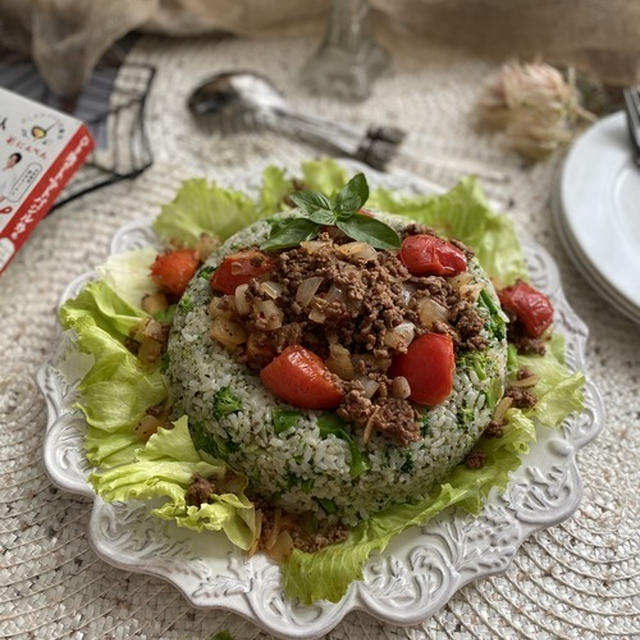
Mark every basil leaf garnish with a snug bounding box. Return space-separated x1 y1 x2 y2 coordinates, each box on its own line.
260 172 399 252
289 191 335 224
335 173 369 217
260 218 321 251
336 213 401 250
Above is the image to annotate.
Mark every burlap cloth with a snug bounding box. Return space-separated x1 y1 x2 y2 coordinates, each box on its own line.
1 32 639 639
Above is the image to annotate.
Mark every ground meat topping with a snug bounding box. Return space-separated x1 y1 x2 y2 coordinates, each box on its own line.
253 497 348 556
483 419 504 438
185 473 217 507
505 384 537 409
208 226 495 446
465 449 487 469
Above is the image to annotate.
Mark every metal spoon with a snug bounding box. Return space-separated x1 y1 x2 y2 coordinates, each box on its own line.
188 71 510 185
187 71 404 170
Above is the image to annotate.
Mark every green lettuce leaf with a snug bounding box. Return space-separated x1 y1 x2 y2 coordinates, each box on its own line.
301 158 347 196
91 417 257 550
283 406 536 604
60 280 146 342
515 334 585 428
152 178 258 247
95 248 160 308
259 165 294 216
60 283 168 466
368 177 528 286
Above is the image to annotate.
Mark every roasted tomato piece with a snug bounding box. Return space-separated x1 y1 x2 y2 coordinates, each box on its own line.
498 280 553 338
388 333 455 406
260 345 344 409
150 249 199 296
210 250 274 295
400 234 467 277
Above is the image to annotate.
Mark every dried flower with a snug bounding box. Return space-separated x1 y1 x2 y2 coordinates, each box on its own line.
477 61 595 161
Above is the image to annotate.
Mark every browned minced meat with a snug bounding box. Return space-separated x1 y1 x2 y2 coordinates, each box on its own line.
185 473 217 506
254 497 348 555
505 385 537 409
368 397 421 446
465 449 487 469
483 419 504 438
210 228 489 446
504 309 547 355
517 367 534 380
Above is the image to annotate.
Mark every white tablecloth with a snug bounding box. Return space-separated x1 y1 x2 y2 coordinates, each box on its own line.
1 30 639 640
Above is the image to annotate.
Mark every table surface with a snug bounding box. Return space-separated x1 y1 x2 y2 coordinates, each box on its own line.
1 29 639 640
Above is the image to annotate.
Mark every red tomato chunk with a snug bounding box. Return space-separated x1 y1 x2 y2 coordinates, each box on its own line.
210 250 274 295
498 280 553 338
388 333 455 406
400 234 467 277
150 249 199 296
260 345 344 409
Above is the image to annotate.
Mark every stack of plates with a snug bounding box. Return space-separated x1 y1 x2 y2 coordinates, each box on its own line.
552 111 640 324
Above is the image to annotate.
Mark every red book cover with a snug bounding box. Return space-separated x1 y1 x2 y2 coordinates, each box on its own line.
0 87 95 275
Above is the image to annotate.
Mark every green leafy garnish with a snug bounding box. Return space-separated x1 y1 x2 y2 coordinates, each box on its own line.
178 295 193 312
260 218 320 251
316 498 338 514
317 414 369 478
153 305 176 324
261 173 400 251
198 265 215 280
334 172 369 216
272 409 302 434
212 387 242 420
210 631 235 640
336 213 401 250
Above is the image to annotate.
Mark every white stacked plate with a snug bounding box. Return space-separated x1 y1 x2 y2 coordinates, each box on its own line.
552 111 640 324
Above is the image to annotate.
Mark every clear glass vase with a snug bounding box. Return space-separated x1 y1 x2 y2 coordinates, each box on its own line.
302 0 389 101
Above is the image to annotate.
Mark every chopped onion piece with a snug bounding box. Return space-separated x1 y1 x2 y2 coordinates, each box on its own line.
260 280 283 299
493 396 513 423
326 343 355 380
418 298 448 328
509 374 539 388
300 240 329 253
325 285 345 304
135 414 162 441
253 299 283 330
234 284 251 316
141 292 168 315
384 321 415 350
268 530 294 563
450 272 483 301
363 406 380 444
209 296 234 319
391 376 411 399
196 233 220 261
210 316 247 349
308 303 327 324
296 276 323 306
401 283 416 304
357 376 379 399
263 508 281 551
138 336 163 364
338 241 377 261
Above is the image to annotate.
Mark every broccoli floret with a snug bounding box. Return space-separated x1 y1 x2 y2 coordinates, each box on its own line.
212 387 242 420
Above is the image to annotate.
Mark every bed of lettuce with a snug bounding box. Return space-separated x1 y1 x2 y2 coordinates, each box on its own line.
59 158 584 605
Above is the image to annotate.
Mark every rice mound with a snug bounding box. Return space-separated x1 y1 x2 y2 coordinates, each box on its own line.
167 213 508 525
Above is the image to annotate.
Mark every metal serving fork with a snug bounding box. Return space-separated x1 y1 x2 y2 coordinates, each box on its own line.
622 87 640 167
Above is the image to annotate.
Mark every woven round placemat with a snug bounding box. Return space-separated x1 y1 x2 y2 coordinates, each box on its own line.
1 30 639 640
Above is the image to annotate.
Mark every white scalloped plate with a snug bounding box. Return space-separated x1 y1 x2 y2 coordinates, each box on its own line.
38 162 603 639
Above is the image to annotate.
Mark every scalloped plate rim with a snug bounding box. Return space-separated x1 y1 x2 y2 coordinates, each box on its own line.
37 161 604 639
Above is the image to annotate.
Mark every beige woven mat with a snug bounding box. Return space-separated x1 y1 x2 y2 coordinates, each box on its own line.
1 32 639 639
